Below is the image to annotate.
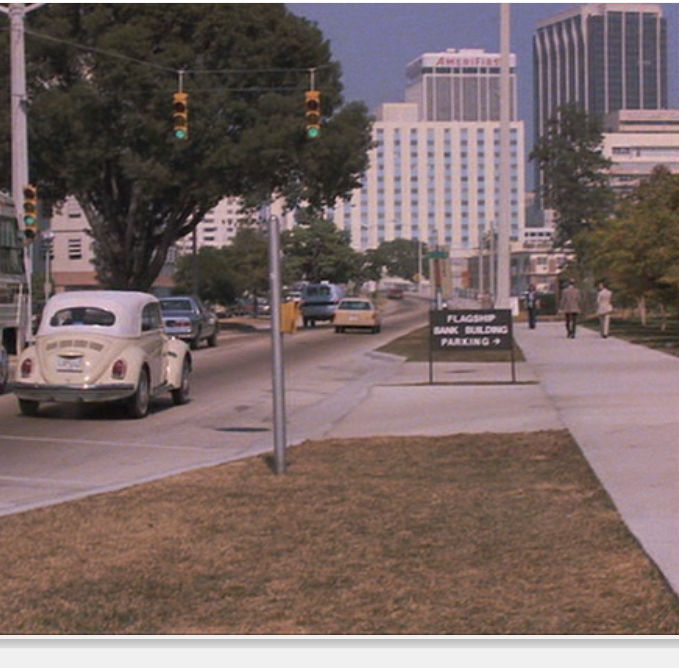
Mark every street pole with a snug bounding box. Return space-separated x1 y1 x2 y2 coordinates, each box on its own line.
2 3 44 345
496 3 511 309
8 3 31 345
191 227 199 296
42 230 53 302
478 236 484 300
268 213 286 474
489 223 496 305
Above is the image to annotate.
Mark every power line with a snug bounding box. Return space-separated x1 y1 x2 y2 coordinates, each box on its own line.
21 27 331 78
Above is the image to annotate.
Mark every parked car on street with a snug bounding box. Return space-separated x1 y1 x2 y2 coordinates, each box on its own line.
332 298 382 334
0 341 9 394
159 295 218 349
13 291 192 418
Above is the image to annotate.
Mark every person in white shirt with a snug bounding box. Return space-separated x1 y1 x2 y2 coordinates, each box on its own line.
596 282 613 338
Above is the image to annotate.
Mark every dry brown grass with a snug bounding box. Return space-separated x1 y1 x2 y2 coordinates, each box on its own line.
1 430 678 635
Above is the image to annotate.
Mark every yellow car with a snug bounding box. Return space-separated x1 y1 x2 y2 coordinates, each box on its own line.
333 298 382 334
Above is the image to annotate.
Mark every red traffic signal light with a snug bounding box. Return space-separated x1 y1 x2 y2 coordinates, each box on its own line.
173 92 188 139
22 184 38 239
305 90 321 139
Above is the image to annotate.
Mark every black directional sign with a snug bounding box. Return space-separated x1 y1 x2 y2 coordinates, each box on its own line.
430 309 513 351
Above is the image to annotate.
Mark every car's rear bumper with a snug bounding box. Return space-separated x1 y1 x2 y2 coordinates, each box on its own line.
13 382 136 403
164 326 196 338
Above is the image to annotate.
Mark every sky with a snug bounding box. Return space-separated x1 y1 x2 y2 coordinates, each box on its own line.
287 2 679 187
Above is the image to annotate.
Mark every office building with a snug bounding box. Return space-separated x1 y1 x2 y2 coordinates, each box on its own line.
405 48 517 122
534 3 667 142
602 109 679 194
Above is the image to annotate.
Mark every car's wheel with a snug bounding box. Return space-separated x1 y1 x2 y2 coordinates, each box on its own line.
189 333 200 350
18 398 39 417
207 328 218 348
171 356 191 405
127 367 150 419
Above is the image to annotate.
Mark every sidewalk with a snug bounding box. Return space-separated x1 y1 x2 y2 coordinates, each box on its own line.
328 318 679 596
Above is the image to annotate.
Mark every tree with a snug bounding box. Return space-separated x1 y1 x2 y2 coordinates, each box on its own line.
530 104 614 253
374 238 428 281
223 226 270 299
281 215 361 284
172 246 239 306
588 166 679 325
173 225 269 305
0 4 373 290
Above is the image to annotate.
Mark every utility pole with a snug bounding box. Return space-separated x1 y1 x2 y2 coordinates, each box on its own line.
1 3 44 345
496 3 511 309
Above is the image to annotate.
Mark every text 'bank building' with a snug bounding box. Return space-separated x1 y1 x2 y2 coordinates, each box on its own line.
330 49 525 256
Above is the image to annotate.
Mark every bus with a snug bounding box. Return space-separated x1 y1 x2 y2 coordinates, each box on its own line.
0 191 28 354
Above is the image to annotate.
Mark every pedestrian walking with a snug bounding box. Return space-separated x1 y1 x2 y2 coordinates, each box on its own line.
596 281 613 338
525 284 540 329
559 279 581 339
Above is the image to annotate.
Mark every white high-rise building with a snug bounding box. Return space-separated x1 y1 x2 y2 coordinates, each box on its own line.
405 48 518 122
328 47 525 258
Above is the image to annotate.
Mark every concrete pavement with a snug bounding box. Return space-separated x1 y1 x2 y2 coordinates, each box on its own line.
327 318 679 596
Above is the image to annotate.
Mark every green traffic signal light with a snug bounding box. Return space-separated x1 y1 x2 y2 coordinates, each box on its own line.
23 184 38 238
173 92 188 140
305 90 321 139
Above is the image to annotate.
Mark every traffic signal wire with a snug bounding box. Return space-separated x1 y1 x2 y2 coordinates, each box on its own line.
21 27 334 79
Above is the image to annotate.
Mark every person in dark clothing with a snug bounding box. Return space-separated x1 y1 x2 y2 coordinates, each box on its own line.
525 284 540 329
559 279 581 338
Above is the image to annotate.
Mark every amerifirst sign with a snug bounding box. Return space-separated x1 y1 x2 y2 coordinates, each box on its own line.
430 309 513 350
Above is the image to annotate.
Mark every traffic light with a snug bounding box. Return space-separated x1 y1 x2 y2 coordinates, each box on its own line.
305 90 321 139
22 184 38 240
173 91 188 139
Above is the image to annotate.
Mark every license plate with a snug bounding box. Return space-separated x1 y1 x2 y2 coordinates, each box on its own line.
57 356 83 372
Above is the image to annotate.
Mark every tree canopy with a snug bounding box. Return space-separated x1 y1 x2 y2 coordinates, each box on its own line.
281 214 361 285
372 238 429 282
587 165 679 323
0 3 373 290
530 104 614 251
173 225 269 304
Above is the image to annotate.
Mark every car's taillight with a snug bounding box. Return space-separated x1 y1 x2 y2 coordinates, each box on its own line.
20 358 32 377
112 359 127 379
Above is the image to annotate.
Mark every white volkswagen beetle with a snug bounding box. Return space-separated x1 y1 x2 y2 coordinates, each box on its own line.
13 291 192 418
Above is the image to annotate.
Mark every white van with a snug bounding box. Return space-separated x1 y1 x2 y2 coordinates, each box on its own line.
300 283 345 327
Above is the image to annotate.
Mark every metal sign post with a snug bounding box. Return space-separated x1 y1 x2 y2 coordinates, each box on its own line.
268 214 286 474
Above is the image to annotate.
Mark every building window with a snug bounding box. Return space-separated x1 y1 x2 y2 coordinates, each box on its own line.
67 238 82 260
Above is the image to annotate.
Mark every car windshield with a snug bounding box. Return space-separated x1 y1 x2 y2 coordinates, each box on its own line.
339 300 371 311
49 307 115 327
160 299 193 311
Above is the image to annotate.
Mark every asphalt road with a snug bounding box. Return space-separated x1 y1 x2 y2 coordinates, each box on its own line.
0 297 428 517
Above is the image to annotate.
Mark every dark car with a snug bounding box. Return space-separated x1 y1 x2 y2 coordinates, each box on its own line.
159 296 218 350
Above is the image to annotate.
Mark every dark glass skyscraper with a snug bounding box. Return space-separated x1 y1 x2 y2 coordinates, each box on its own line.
533 4 667 140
